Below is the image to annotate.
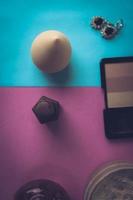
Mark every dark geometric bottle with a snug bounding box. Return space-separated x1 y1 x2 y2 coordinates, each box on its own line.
15 179 71 200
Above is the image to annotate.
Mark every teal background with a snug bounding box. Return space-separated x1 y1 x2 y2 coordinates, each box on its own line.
0 0 133 86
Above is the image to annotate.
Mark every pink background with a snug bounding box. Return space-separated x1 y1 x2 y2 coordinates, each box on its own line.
0 87 133 200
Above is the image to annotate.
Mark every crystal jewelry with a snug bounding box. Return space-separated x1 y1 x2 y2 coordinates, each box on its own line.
101 23 118 39
115 19 124 31
91 16 107 30
101 19 124 39
91 17 124 39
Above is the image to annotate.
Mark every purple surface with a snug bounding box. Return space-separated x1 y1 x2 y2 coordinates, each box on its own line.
0 87 133 200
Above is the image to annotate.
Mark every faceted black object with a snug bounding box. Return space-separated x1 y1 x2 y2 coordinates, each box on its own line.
32 96 60 124
15 179 71 200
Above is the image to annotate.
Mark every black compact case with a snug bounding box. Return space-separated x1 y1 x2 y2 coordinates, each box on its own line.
100 57 133 139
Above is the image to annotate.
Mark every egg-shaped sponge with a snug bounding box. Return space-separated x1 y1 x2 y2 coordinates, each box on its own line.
31 30 72 73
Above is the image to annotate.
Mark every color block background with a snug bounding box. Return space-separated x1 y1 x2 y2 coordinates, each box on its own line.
1 88 133 200
1 0 133 200
0 0 133 86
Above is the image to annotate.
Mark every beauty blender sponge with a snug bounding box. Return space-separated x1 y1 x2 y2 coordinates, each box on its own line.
31 30 72 73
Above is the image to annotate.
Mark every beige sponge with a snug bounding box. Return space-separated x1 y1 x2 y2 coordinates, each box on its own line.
31 30 72 73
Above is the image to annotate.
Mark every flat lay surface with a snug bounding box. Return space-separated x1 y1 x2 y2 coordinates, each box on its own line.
0 0 133 200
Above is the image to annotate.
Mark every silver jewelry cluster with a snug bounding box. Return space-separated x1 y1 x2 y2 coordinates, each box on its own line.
91 16 124 39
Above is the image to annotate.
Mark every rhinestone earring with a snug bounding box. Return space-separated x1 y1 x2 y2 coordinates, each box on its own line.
91 16 107 30
101 19 124 39
101 23 118 39
91 17 124 39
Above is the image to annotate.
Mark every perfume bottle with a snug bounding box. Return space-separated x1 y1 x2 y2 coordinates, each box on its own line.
15 179 71 200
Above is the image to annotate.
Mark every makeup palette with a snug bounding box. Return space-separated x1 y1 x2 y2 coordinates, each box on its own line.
100 57 133 139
